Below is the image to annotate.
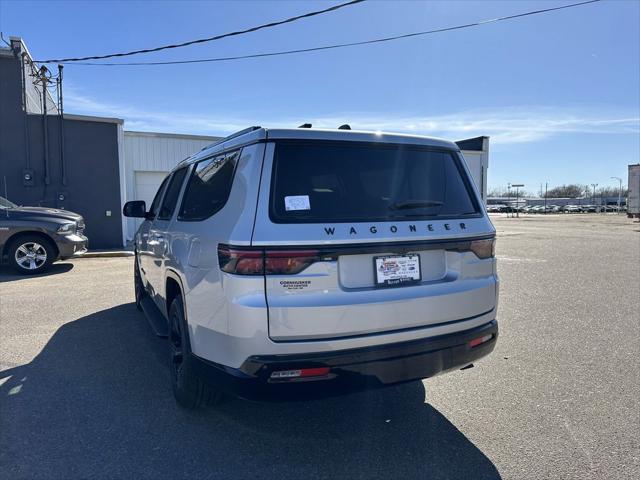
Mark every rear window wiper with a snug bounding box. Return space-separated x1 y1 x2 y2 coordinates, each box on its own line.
388 200 444 210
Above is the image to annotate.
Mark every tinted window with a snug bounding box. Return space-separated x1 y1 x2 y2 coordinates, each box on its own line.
157 167 188 220
270 143 479 223
148 176 170 218
178 151 239 221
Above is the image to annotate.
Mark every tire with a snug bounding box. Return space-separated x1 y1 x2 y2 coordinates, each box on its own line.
134 255 145 311
168 296 222 409
8 235 55 274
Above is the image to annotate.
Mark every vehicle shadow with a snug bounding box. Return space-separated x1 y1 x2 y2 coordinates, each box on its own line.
0 303 501 480
0 262 74 282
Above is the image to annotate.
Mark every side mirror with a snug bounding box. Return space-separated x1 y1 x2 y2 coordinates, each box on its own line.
123 200 147 218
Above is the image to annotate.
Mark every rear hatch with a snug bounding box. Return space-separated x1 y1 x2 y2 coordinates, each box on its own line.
249 139 497 341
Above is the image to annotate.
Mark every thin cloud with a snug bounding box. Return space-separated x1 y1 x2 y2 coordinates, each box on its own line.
64 89 639 145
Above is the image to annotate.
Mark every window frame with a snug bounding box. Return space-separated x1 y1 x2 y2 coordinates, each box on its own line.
268 140 483 224
157 167 189 221
177 149 241 222
146 175 171 220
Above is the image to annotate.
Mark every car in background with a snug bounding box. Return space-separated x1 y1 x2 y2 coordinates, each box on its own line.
486 204 506 213
562 205 582 213
0 196 87 274
600 205 619 213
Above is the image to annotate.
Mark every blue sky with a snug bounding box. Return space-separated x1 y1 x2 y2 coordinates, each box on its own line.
1 0 638 193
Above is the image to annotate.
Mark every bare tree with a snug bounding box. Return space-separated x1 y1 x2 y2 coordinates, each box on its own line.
597 186 629 197
546 184 585 198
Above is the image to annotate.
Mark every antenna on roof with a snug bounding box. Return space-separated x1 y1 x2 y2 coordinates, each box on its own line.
338 124 351 130
298 123 312 128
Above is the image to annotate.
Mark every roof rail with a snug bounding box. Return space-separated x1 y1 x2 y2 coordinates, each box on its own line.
200 126 262 151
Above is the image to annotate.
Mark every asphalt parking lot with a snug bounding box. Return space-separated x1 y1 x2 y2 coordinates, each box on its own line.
1 214 638 480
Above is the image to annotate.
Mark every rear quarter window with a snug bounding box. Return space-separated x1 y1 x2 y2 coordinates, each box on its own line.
178 150 240 221
269 142 480 223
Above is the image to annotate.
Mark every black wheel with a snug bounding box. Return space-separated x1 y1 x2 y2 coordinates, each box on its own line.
8 235 55 274
134 255 145 311
168 296 222 409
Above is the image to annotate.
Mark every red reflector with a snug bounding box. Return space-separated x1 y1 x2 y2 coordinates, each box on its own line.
299 367 330 377
469 334 493 348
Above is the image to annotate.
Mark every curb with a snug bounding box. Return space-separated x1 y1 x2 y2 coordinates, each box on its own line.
77 251 134 258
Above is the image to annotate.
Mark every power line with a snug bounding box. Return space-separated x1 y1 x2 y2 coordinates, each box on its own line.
59 0 602 67
34 0 366 63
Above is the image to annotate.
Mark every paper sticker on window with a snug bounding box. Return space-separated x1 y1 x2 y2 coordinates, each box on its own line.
285 195 311 211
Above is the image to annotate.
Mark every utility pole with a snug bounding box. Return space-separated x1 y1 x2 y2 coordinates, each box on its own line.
591 183 598 204
507 183 511 218
544 182 548 214
611 177 622 213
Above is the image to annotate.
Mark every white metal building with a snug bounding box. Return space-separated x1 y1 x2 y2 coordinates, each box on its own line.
121 130 220 242
456 136 489 201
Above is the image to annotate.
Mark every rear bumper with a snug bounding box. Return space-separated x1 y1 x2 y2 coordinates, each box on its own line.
191 320 498 401
56 234 88 259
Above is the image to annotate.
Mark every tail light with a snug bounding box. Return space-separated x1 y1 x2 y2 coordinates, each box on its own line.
218 245 264 275
264 249 321 275
470 238 495 259
218 244 320 275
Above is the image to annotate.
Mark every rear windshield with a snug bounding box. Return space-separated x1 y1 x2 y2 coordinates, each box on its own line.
269 142 480 223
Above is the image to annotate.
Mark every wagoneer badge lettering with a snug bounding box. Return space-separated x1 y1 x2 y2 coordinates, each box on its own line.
323 223 469 235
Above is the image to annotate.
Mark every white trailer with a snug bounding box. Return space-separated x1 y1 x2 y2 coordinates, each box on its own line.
628 164 640 218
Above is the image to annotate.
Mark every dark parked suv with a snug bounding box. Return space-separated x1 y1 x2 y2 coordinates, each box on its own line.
0 196 88 274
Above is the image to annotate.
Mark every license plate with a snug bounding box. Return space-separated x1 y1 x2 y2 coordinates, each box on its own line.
374 254 421 287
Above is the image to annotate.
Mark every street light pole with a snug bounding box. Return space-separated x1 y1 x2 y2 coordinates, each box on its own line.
591 183 598 205
611 177 622 213
511 184 524 218
544 182 548 214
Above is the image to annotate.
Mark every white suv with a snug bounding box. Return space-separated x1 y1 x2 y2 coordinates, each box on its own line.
123 126 499 408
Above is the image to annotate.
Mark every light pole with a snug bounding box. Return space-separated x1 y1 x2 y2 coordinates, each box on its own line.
591 183 598 205
507 183 511 217
611 177 622 213
544 181 548 214
512 184 524 218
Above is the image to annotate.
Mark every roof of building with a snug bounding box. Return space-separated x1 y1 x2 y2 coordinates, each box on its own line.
124 130 220 141
64 114 124 125
455 136 488 152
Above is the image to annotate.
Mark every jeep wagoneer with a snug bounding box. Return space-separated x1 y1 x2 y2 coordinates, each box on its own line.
123 125 499 408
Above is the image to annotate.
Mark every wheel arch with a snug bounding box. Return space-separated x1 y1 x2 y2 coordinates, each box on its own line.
165 269 187 320
165 269 194 354
2 230 59 261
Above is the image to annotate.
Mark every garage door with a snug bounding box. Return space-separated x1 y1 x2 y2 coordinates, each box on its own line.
131 171 169 234
135 171 169 206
